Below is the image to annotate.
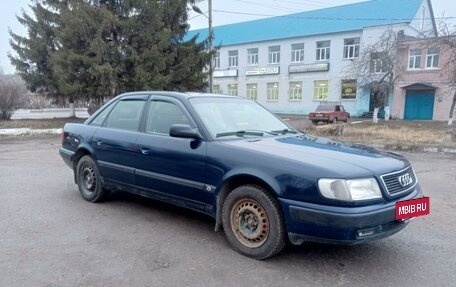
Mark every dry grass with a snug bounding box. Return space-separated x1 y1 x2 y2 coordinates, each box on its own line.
305 120 456 149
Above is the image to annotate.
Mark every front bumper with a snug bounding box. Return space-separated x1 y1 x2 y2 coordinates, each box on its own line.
279 185 422 245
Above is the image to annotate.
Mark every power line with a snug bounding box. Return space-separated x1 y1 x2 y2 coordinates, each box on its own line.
233 0 296 12
270 0 339 6
212 9 456 21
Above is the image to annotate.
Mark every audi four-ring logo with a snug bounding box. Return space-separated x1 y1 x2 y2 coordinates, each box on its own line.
398 173 413 187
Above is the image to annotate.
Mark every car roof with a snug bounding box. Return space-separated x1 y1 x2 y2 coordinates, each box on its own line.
117 91 243 101
317 103 339 108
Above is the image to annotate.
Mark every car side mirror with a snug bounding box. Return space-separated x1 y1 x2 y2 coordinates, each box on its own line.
169 124 203 140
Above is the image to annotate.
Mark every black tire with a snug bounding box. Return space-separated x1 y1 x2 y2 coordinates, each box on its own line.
222 185 285 259
76 155 107 203
311 120 318 125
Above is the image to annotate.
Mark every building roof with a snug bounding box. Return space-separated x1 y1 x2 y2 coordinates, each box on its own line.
185 0 425 46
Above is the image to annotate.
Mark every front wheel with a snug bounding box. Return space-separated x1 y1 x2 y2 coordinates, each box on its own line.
76 155 107 202
222 185 285 259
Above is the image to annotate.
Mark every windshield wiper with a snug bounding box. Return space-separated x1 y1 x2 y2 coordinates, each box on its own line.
270 128 298 135
216 130 264 138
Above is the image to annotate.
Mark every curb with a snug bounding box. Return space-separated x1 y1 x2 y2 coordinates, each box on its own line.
368 144 456 154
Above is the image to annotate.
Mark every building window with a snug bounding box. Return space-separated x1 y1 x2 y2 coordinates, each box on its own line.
267 82 279 101
291 43 304 63
313 80 328 100
214 50 220 69
227 84 238 96
370 52 388 73
213 84 222 94
408 49 421 69
426 47 440 69
341 80 357 100
246 84 257 100
268 45 280 64
343 37 360 59
316 40 330 61
228 50 238 67
247 48 258 66
289 81 302 101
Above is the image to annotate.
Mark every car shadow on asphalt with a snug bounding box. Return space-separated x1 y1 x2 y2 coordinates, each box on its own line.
107 190 215 227
104 190 395 263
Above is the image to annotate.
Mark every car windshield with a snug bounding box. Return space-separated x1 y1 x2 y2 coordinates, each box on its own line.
315 104 334 111
189 96 294 139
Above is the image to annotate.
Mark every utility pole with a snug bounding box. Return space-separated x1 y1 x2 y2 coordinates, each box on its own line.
193 0 213 93
208 0 213 93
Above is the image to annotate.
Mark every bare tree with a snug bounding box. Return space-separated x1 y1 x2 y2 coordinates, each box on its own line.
0 73 27 120
346 28 402 123
433 22 456 125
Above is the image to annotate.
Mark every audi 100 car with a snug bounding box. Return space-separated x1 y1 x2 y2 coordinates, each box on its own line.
60 92 425 259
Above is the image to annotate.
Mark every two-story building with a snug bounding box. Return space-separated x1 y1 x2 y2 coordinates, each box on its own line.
393 38 454 120
186 0 437 116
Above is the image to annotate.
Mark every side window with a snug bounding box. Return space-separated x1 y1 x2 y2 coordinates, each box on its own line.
89 103 114 127
105 100 145 131
146 101 191 135
335 105 340 112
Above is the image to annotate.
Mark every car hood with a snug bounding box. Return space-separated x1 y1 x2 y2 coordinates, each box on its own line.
222 133 409 177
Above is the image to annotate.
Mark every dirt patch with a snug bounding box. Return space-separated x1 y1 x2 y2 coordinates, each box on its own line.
302 120 456 149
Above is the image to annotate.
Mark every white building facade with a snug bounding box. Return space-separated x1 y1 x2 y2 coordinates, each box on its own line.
187 0 437 116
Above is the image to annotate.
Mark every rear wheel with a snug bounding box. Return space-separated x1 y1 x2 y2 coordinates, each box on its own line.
222 185 285 259
311 120 319 125
76 155 107 202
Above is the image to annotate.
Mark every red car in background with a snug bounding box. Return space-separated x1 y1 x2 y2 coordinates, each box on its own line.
309 104 350 124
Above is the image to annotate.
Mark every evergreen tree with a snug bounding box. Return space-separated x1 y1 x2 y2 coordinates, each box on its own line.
9 0 210 113
9 2 59 100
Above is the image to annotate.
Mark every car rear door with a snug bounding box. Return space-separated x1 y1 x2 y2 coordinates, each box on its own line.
338 105 348 121
92 95 147 187
134 96 211 207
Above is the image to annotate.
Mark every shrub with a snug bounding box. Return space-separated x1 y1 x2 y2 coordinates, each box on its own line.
0 74 26 120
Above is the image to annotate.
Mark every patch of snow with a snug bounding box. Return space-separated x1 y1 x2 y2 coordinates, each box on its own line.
0 128 62 135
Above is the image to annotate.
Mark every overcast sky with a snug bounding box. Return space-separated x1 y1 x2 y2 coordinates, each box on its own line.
1 0 455 74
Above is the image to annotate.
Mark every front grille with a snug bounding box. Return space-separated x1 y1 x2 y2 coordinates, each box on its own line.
380 166 417 196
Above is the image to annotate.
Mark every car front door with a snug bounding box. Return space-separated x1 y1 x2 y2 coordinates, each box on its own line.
334 105 344 121
134 97 211 210
92 95 147 187
338 105 348 121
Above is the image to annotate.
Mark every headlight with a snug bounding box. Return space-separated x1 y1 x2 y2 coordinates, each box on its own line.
318 178 382 201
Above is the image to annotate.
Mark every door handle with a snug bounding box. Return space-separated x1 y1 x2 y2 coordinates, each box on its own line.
96 141 103 146
140 148 150 155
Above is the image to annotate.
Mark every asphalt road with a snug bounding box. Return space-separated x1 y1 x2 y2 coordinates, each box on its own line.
1 137 455 287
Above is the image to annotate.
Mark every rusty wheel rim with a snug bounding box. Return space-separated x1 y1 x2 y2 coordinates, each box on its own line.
230 198 269 248
80 165 97 195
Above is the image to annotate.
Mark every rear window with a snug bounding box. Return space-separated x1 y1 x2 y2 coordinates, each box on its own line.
316 104 334 111
104 100 146 131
